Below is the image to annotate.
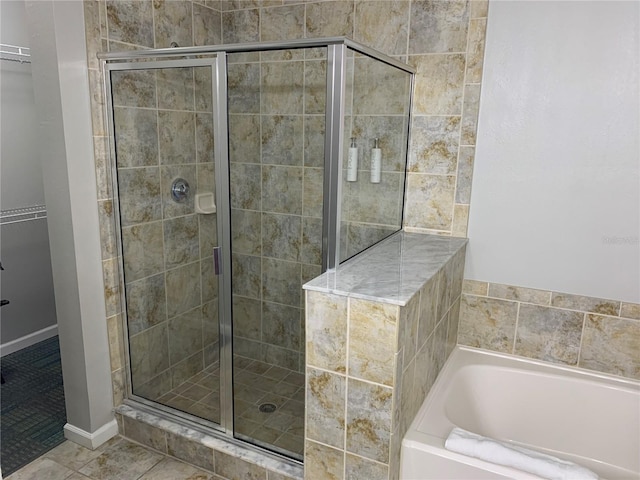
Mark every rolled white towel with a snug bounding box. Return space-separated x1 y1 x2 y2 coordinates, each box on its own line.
444 427 599 480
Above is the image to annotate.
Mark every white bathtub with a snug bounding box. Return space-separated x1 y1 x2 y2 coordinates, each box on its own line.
400 346 640 480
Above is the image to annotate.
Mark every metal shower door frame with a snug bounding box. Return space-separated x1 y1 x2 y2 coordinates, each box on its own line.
103 55 233 435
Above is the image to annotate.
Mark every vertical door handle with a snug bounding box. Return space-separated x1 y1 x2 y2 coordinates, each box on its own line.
213 247 222 275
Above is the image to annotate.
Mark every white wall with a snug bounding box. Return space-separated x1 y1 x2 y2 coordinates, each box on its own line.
1 0 58 350
466 1 640 304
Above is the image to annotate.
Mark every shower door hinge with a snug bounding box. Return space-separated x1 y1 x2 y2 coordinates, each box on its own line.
213 247 222 275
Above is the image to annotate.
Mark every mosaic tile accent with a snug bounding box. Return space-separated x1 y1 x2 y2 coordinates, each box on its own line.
460 280 640 380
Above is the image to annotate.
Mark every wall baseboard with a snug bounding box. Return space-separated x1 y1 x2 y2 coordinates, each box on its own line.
63 419 119 450
0 324 58 357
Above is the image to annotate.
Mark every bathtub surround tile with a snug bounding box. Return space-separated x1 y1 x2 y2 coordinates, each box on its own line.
515 304 583 365
488 283 551 305
459 281 640 380
580 315 640 380
459 295 517 353
550 292 620 316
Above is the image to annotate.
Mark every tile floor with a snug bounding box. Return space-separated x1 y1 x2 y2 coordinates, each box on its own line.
147 356 305 459
6 436 219 480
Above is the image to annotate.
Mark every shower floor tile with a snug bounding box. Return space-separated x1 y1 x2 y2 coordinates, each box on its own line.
156 356 304 459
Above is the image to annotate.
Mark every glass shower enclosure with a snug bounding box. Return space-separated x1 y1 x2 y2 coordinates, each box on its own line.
101 38 413 462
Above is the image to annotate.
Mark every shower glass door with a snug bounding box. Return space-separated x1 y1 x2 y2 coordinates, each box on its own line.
108 58 223 427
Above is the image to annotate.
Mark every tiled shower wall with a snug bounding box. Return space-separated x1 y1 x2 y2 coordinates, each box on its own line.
227 50 325 373
459 281 640 380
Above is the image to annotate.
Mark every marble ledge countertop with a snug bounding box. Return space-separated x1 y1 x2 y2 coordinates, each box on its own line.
304 231 467 306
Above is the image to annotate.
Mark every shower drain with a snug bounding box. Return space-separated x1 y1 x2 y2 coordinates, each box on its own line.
259 403 277 413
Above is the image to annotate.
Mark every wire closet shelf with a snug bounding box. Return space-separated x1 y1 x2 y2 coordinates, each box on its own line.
0 43 31 64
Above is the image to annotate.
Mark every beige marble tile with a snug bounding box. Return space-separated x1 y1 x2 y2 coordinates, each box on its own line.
153 0 193 49
306 367 346 448
304 440 344 480
123 416 167 453
166 431 215 472
261 62 304 114
551 292 620 316
262 258 302 307
466 18 487 84
126 273 167 335
346 378 393 463
470 0 489 18
164 215 200 270
112 368 125 406
409 116 460 174
404 173 455 231
353 57 411 116
223 9 260 44
195 67 213 113
261 115 304 166
139 457 213 479
158 111 196 165
111 70 156 108
455 146 474 204
399 293 420 364
515 304 583 365
79 438 164 480
229 115 261 164
166 261 202 318
44 441 102 471
302 167 324 218
306 291 348 373
102 257 122 318
157 67 195 111
194 4 222 46
122 221 164 282
199 213 218 257
130 322 170 386
231 253 261 299
107 314 125 372
261 4 304 42
94 136 112 201
214 450 266 480
410 53 466 115
231 209 261 256
345 453 388 479
417 277 438 349
83 1 102 70
351 115 409 173
579 314 640 380
168 307 204 365
89 70 106 137
460 83 481 146
349 299 399 386
261 165 303 215
458 294 518 353
305 1 354 38
304 59 327 115
462 279 488 295
354 0 409 57
230 163 261 210
301 216 323 266
304 115 326 168
201 256 218 304
451 203 470 237
117 167 162 227
488 283 551 305
228 63 260 114
620 302 640 320
106 0 154 48
98 200 117 260
7 458 74 480
344 172 403 226
409 0 469 54
263 301 301 350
